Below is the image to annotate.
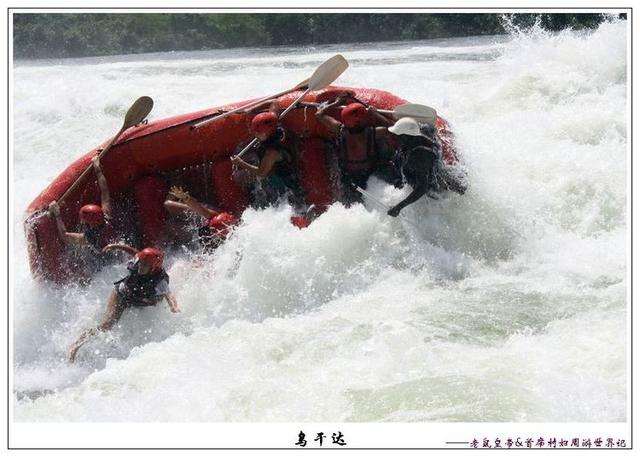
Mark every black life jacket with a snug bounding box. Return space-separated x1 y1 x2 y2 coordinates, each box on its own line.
338 126 378 174
394 135 440 189
114 262 169 305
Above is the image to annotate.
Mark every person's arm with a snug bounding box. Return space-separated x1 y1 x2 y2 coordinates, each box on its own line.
92 156 112 219
254 149 282 177
102 243 138 256
387 182 428 217
232 148 281 178
387 150 433 217
167 187 218 219
48 201 86 245
182 196 217 220
163 200 191 215
368 106 394 127
231 155 259 174
165 292 180 313
315 99 343 134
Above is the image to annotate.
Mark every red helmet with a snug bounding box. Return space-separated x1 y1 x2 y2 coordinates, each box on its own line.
341 103 369 129
79 204 105 226
250 112 278 137
290 216 309 229
135 247 164 271
208 212 238 238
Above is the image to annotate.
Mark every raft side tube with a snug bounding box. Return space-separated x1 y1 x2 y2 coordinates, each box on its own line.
210 159 250 216
24 211 75 283
24 87 460 283
134 175 169 248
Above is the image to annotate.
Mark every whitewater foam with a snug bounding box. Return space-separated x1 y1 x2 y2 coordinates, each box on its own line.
12 20 628 422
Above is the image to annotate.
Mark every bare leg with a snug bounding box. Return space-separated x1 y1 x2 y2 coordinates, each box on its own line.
96 290 126 331
68 290 126 362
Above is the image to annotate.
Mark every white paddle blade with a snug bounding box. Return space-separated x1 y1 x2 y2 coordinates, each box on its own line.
124 96 154 128
394 103 437 125
307 54 349 91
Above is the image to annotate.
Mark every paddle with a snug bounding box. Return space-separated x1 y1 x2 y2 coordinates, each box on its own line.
354 185 420 228
56 96 154 206
300 101 437 124
192 78 310 130
278 54 349 119
233 54 349 160
193 54 348 130
348 91 438 124
392 103 437 125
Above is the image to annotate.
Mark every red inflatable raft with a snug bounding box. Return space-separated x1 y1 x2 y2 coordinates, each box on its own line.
24 86 460 283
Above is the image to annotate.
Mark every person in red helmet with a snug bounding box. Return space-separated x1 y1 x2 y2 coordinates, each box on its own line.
231 111 303 209
67 243 179 362
164 186 239 252
315 96 395 204
48 156 115 265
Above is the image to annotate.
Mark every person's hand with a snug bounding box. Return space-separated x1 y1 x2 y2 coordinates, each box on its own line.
230 155 242 166
170 306 181 313
315 101 329 112
168 186 191 203
387 206 401 218
91 155 102 173
48 200 60 216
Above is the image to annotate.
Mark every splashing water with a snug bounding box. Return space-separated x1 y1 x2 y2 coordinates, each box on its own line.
12 20 627 421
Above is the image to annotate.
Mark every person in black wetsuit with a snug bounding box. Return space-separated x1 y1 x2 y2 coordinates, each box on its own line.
386 117 442 217
231 111 303 209
49 156 116 271
67 244 180 362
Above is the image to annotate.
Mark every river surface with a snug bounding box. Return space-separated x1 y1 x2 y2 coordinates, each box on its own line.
12 21 628 421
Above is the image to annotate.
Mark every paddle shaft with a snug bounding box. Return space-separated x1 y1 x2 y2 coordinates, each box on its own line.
354 185 421 228
230 55 349 161
54 96 153 208
192 79 310 130
234 138 259 160
234 87 313 160
278 88 310 119
308 101 396 116
56 126 125 205
355 185 391 210
195 54 347 131
301 101 433 120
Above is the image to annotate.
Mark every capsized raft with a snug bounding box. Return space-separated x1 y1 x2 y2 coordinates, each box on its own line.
24 86 461 283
